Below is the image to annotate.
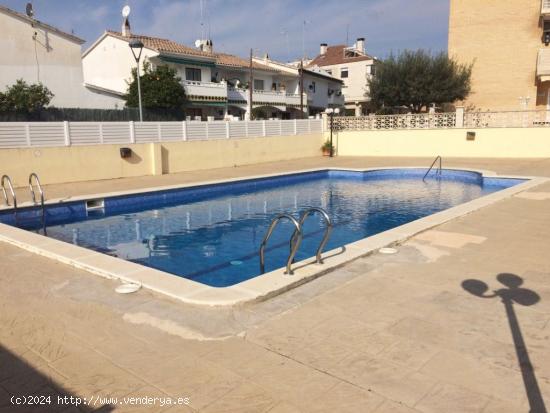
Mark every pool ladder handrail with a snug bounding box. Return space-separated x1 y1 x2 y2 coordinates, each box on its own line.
29 172 46 232
422 155 442 182
1 174 18 224
290 207 333 264
260 213 302 275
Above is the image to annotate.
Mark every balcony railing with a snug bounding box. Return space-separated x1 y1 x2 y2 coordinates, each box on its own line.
227 87 303 106
537 49 550 78
542 0 550 15
183 80 227 99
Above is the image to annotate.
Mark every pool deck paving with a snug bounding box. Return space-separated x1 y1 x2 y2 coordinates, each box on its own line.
1 156 550 412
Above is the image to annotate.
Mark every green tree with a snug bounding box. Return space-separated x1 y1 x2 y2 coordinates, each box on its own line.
125 63 186 110
367 50 473 113
0 79 53 112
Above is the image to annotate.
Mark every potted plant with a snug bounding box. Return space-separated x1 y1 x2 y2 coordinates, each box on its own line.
321 141 334 156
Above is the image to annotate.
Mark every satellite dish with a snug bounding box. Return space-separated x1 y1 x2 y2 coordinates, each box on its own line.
194 39 202 48
25 2 34 18
122 5 131 18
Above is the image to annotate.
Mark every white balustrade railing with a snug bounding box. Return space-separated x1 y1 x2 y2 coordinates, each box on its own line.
334 112 457 131
464 111 550 128
0 119 323 149
333 110 550 131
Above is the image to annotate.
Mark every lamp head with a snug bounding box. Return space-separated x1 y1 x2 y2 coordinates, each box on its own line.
129 39 144 49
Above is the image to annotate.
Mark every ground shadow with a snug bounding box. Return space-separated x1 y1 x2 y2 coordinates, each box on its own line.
0 343 113 412
462 273 547 413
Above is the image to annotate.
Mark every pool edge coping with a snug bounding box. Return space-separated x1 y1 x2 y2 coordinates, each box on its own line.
0 167 547 306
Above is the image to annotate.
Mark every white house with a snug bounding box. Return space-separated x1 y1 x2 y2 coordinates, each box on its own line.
0 4 120 109
307 38 377 116
252 56 345 116
82 27 309 120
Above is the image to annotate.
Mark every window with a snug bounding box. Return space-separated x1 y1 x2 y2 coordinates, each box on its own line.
185 68 201 81
254 79 265 90
340 67 349 78
309 81 316 93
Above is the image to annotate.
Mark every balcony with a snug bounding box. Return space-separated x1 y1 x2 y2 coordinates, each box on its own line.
543 0 550 16
228 87 304 108
327 93 345 107
537 49 550 81
183 80 227 102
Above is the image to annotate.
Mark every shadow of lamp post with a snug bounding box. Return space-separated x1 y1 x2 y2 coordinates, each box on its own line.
462 273 546 413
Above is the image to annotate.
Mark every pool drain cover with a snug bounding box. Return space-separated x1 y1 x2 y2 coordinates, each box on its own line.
379 247 398 255
115 283 142 294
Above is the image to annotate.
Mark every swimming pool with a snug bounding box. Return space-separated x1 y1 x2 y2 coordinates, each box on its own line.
0 169 525 288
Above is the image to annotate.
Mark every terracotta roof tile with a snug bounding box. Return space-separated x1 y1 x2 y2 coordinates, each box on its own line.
307 45 374 67
215 53 279 72
106 31 214 58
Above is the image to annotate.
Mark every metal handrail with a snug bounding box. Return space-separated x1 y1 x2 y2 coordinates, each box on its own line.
29 172 46 232
260 213 302 275
422 156 442 181
1 174 18 223
290 207 333 264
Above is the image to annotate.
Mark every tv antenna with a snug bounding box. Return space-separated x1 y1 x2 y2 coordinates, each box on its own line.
302 20 310 60
25 2 34 18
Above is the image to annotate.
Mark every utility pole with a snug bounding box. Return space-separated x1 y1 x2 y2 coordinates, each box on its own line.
248 48 253 120
299 59 304 119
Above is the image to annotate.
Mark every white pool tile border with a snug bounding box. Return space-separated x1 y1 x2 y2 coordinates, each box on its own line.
0 167 547 306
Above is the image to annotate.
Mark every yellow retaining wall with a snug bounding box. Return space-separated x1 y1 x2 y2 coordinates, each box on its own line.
0 134 323 187
336 128 550 158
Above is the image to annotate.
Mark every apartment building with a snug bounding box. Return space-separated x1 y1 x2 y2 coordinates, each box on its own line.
82 28 310 120
0 4 119 108
307 38 377 116
252 56 345 116
448 0 550 111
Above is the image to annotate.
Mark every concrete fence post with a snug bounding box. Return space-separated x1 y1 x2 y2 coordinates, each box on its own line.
63 121 71 146
226 121 230 139
455 106 465 128
262 120 266 137
294 119 297 135
25 124 31 147
182 121 187 141
129 121 135 143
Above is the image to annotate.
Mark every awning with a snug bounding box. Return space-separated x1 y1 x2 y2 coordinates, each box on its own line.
159 55 216 68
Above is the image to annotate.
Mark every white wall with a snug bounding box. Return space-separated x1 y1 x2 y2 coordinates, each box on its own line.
82 35 160 95
0 10 95 108
322 60 373 104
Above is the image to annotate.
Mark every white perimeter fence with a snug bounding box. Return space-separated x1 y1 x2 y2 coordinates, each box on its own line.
0 119 323 149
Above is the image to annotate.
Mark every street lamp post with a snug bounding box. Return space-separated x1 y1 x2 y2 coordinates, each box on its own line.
325 107 340 158
129 39 144 122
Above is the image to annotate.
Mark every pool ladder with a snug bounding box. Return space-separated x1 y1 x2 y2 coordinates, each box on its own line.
29 172 46 233
259 207 333 275
1 175 18 223
1 173 46 232
422 155 442 181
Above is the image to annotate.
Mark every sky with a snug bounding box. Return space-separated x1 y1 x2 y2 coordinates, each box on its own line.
3 0 450 61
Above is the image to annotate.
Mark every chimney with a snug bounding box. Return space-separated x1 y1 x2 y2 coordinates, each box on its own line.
356 38 365 54
122 17 131 37
320 43 327 56
198 39 213 53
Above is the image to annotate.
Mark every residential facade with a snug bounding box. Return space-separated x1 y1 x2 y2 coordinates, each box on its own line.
448 0 550 111
307 38 377 116
252 56 345 116
0 5 120 109
82 29 309 120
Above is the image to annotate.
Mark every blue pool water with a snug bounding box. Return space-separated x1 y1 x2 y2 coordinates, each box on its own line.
0 169 524 287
